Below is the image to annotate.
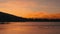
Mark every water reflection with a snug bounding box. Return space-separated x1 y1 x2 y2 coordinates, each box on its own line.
0 22 60 34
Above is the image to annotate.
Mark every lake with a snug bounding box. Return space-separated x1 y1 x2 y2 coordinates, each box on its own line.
0 22 60 34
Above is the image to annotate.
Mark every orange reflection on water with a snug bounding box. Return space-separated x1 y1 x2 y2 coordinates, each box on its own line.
0 22 60 34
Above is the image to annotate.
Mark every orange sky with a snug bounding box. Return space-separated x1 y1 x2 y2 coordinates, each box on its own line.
23 12 60 19
0 0 60 18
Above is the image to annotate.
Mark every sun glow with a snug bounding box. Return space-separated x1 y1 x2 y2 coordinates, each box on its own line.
0 0 60 19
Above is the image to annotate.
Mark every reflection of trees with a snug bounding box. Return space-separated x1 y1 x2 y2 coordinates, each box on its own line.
0 22 9 24
0 18 60 24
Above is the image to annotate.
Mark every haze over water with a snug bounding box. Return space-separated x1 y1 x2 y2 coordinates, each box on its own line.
0 22 60 34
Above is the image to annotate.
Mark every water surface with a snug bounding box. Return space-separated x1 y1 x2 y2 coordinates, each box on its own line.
0 22 60 34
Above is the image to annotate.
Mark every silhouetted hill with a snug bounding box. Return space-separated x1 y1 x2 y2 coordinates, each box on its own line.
0 12 26 22
0 12 60 22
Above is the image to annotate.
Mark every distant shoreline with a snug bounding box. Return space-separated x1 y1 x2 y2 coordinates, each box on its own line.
0 12 60 22
0 19 60 22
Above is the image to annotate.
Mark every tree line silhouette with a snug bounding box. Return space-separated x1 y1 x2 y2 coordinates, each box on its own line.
0 12 60 22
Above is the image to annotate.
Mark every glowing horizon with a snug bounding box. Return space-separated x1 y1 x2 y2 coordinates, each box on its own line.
0 0 60 18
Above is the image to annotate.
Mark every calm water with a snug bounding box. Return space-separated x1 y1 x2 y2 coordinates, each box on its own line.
0 22 60 34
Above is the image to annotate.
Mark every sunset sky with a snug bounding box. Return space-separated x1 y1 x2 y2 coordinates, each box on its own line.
0 0 60 18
